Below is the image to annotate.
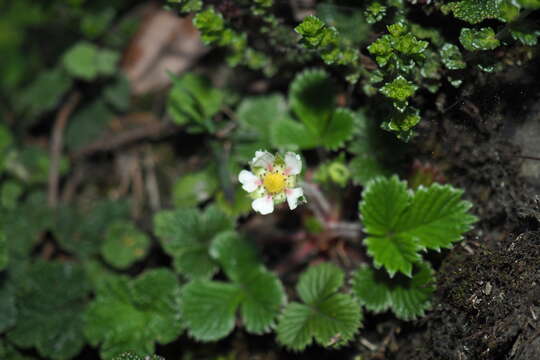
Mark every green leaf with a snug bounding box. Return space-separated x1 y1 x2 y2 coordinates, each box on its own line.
442 0 519 24
7 261 90 360
351 263 435 320
289 69 335 136
153 206 233 279
84 269 182 359
237 94 288 144
380 76 418 102
81 8 116 39
16 68 72 118
54 200 130 258
440 43 466 70
510 22 540 46
276 263 362 351
270 117 318 150
113 353 165 360
66 100 113 151
364 2 387 24
322 108 355 150
0 231 7 271
459 27 500 51
62 42 119 80
173 168 218 208
167 73 223 129
193 7 225 44
0 278 16 332
295 15 329 47
104 75 131 111
181 232 285 340
360 176 477 277
1 181 23 210
101 221 150 269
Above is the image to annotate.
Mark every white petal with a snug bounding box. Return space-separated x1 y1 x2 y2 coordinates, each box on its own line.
284 152 302 175
252 196 274 215
286 187 304 210
238 170 260 193
251 150 275 169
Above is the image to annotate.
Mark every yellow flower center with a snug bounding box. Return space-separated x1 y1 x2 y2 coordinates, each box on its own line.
263 172 286 194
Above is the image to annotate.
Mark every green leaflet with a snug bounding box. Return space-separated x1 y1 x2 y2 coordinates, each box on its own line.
84 269 182 359
459 27 500 51
153 205 234 279
352 263 435 320
181 232 285 340
101 221 150 270
276 263 362 351
7 261 91 360
359 176 477 277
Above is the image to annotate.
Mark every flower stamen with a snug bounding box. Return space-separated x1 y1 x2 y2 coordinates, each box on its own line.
263 172 286 194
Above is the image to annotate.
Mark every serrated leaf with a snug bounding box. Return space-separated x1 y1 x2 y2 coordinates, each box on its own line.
7 261 90 360
352 263 435 320
153 206 233 279
289 69 335 136
459 27 500 51
396 184 477 251
360 176 477 277
442 0 518 24
276 263 362 351
440 43 466 70
270 117 318 150
380 76 418 102
84 269 182 359
101 221 150 269
294 15 328 48
167 73 223 130
237 94 288 144
209 231 259 281
364 2 387 24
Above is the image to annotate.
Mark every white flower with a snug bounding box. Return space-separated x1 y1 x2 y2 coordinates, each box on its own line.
238 150 305 215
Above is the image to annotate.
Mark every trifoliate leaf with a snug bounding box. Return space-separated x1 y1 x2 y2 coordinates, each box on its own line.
181 232 285 340
167 73 223 130
84 269 182 359
352 262 435 320
276 263 362 351
459 27 500 51
101 222 150 269
360 176 477 277
62 42 119 80
53 200 130 258
7 261 90 360
380 76 418 102
153 206 233 279
442 0 519 24
440 43 466 70
16 68 72 118
289 69 335 136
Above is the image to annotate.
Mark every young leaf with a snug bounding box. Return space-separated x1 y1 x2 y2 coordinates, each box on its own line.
459 27 500 51
380 76 418 102
101 221 150 270
84 269 182 359
276 263 362 351
360 176 477 277
181 233 285 340
7 261 90 360
167 73 223 130
352 263 435 320
153 206 233 279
